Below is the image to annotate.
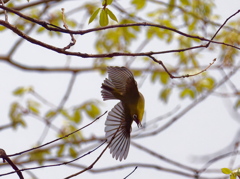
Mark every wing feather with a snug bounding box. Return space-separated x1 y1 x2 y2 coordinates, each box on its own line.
101 78 116 100
101 66 137 101
107 66 134 94
105 102 131 161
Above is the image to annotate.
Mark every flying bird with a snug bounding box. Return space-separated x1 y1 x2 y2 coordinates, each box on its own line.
101 66 145 161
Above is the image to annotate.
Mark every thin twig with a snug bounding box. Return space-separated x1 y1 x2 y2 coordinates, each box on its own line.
61 8 76 50
64 141 111 179
8 111 107 157
57 72 77 110
8 3 50 57
37 72 77 144
207 9 240 46
30 90 56 108
123 166 138 179
0 141 106 178
132 141 197 172
199 151 240 174
0 55 236 73
0 149 24 179
138 64 240 138
228 142 240 171
0 6 240 58
149 56 216 78
0 0 8 21
1 18 239 59
64 121 123 178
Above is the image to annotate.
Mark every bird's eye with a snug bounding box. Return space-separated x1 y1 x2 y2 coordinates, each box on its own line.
133 114 137 119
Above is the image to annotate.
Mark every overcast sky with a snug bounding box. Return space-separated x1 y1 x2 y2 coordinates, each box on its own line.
1 0 240 179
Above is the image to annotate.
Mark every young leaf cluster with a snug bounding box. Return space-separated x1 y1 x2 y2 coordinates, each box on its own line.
88 0 118 26
222 168 240 179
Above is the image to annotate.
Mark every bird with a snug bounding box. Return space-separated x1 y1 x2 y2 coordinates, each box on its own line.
101 66 145 161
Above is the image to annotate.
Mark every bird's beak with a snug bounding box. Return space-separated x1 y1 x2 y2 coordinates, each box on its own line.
133 115 142 128
137 122 142 128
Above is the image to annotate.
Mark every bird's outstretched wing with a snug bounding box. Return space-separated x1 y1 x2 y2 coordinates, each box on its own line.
107 66 134 93
101 66 135 101
101 78 117 100
105 102 131 161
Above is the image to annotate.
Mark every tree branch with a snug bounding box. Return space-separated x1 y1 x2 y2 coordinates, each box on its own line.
8 111 107 157
149 56 216 78
137 65 240 138
0 149 24 179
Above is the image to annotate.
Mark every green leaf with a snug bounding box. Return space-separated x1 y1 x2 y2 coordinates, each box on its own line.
188 20 197 31
73 109 81 123
0 25 6 31
105 8 118 22
13 86 33 96
106 0 113 5
13 87 26 96
183 14 189 24
160 88 171 103
85 103 100 119
180 88 195 99
151 71 169 84
16 23 25 31
221 168 232 174
29 149 50 165
9 102 25 129
99 9 109 26
66 19 77 28
88 8 101 24
61 109 72 120
37 26 45 33
69 147 78 158
168 0 175 12
232 168 240 176
18 119 26 127
146 27 154 39
197 77 215 91
28 106 39 114
195 76 215 92
151 71 159 82
132 70 142 76
57 144 65 157
27 100 40 114
160 72 170 85
230 175 236 179
102 0 106 6
180 0 190 5
131 0 146 10
45 110 57 118
61 109 82 123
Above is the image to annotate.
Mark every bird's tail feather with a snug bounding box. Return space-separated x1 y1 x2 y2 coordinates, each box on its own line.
101 78 117 100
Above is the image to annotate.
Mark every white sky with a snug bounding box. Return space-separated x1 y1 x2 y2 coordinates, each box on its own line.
0 0 240 179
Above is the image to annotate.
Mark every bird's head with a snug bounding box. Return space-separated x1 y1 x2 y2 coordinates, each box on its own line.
132 92 145 128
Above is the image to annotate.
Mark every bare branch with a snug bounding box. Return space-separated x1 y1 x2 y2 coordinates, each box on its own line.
1 18 238 59
0 7 240 60
132 141 197 172
61 8 76 50
0 141 106 178
137 65 240 138
124 166 138 179
207 9 240 46
0 0 8 21
0 149 24 179
149 56 216 78
64 120 123 178
8 111 107 157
